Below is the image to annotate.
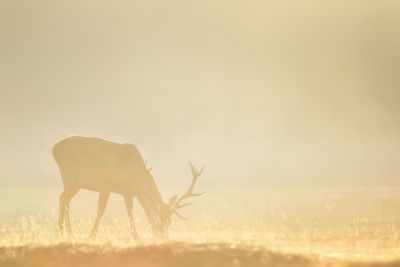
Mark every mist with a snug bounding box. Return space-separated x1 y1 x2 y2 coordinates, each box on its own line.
1 0 399 187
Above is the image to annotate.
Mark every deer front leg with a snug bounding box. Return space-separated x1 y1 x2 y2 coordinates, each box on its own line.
90 191 110 239
124 195 140 241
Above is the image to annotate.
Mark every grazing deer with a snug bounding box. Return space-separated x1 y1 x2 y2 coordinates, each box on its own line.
52 135 204 240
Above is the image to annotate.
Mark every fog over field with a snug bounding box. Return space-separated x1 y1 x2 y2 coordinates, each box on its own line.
1 0 400 187
0 1 400 266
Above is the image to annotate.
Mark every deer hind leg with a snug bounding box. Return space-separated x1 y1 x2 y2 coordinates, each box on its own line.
58 187 79 237
90 191 110 239
124 196 140 241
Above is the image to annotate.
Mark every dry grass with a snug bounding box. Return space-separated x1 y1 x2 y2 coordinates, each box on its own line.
1 186 400 266
1 242 400 267
0 215 400 267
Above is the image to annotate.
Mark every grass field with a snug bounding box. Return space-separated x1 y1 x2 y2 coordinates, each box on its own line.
1 186 400 266
2 242 400 267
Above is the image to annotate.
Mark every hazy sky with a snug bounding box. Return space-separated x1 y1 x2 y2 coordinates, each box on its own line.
1 1 399 187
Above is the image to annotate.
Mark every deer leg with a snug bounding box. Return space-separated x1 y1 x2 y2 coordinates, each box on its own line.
137 194 158 234
90 191 110 239
58 187 78 237
124 196 140 241
58 192 67 236
64 188 79 236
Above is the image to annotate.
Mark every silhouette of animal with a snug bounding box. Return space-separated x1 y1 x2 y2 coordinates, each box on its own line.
52 135 204 239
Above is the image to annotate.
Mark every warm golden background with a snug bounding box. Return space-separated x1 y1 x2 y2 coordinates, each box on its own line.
1 1 400 266
1 0 399 187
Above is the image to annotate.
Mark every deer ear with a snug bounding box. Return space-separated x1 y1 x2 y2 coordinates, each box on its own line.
169 195 177 206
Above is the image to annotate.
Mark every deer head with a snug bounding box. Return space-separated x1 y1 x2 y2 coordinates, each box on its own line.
154 162 205 237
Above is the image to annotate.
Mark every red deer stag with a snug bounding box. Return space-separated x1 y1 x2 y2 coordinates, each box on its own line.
52 135 204 239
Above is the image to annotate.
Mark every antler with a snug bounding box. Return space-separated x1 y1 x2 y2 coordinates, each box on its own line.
171 162 205 215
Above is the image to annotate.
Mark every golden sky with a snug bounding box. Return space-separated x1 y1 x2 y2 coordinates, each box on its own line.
1 1 399 186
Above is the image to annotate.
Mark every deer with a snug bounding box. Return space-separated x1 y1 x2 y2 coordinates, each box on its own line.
52 135 204 240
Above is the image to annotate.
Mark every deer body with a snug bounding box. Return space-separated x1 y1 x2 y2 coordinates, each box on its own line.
53 136 158 196
52 135 204 240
